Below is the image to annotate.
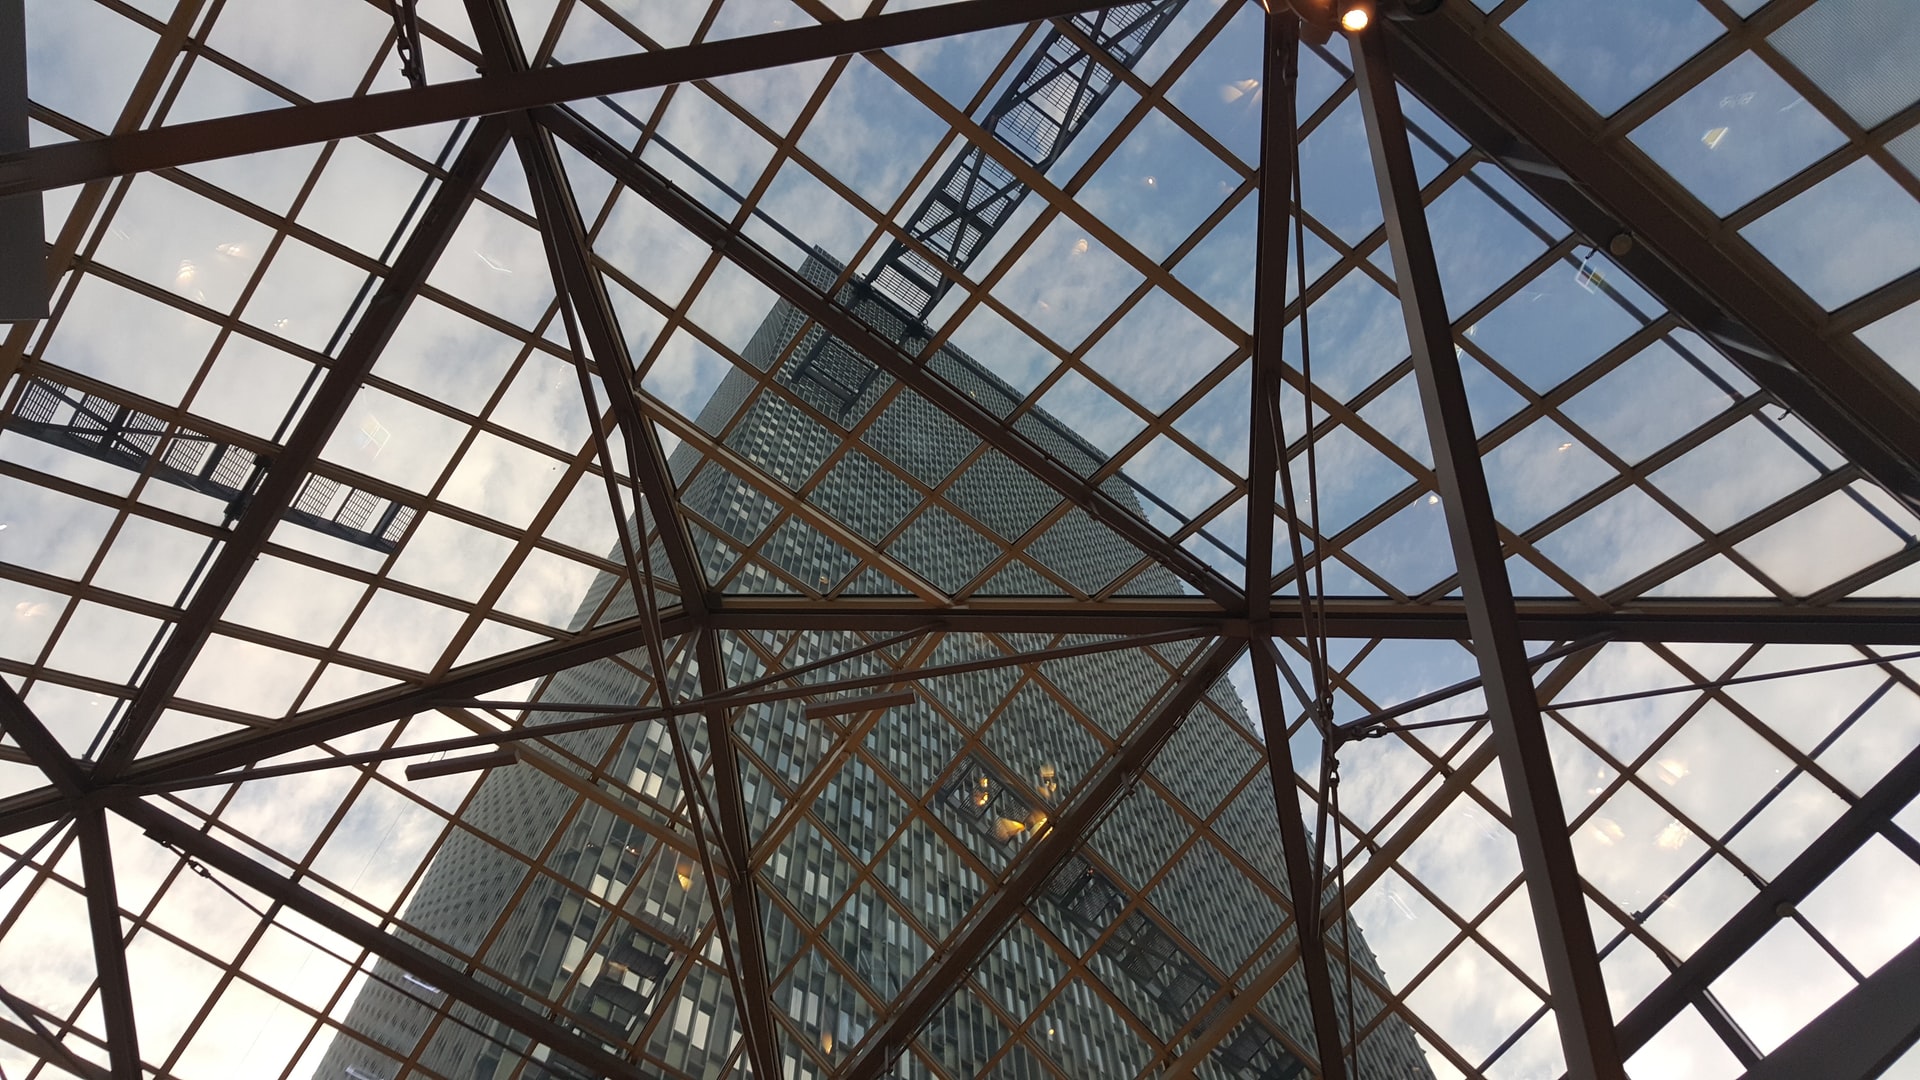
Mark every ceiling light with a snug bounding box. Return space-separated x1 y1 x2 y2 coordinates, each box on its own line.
1340 2 1372 31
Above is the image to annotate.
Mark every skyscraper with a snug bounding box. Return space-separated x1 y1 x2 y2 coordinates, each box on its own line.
316 252 1435 1080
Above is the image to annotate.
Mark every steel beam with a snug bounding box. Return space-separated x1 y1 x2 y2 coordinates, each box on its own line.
693 629 785 1080
123 800 654 1080
1251 648 1349 1079
1383 13 1920 517
841 637 1244 1080
91 118 513 779
541 104 1243 609
0 2 1121 198
519 132 708 608
712 593 1920 646
74 808 139 1080
1350 26 1623 1080
1617 737 1920 1058
1741 932 1920 1080
1244 12 1347 1079
3 599 1914 838
136 626 1208 795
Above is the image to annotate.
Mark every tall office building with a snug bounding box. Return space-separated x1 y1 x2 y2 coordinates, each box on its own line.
316 254 1436 1080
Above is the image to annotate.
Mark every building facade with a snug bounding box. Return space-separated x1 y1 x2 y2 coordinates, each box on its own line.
316 255 1434 1080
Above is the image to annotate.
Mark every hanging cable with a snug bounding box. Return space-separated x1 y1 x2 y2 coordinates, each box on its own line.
1289 37 1357 1079
1343 644 1920 740
1330 755 1359 1080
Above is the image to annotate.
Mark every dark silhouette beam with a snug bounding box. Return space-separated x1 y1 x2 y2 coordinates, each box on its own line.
1352 25 1623 1080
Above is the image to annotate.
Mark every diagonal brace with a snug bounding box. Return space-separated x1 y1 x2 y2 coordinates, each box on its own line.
541 104 1241 609
92 117 512 779
1349 25 1623 1080
123 799 655 1080
841 638 1245 1080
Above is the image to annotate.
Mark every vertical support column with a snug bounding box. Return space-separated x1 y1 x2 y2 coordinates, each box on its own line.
1347 26 1624 1080
0 0 47 320
1245 13 1349 1080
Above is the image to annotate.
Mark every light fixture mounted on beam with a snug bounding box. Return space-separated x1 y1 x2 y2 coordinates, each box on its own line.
1273 0 1436 39
405 748 520 781
803 689 917 721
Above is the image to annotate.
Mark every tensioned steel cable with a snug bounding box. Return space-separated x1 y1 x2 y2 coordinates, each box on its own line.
1287 32 1355 1078
1349 645 1920 738
1260 22 1354 1079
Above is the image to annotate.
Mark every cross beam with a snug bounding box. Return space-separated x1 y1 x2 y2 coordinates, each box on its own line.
1244 12 1347 1079
539 104 1243 609
1616 737 1920 1059
1741 932 1920 1080
0 2 1119 198
75 809 139 1080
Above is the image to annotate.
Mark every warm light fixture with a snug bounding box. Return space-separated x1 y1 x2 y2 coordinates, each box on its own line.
1339 1 1372 31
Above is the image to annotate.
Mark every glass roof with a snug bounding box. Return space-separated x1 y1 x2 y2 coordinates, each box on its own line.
3 0 1919 1078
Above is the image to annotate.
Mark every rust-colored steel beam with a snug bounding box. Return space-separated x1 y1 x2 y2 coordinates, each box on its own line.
1742 932 1920 1080
3 600 1915 838
124 801 654 1080
115 606 697 789
466 0 709 612
91 118 513 779
0 2 1118 198
540 104 1243 609
1384 13 1920 517
0 1009 111 1080
133 626 1210 796
701 598 1920 643
840 637 1244 1080
1351 26 1624 1080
